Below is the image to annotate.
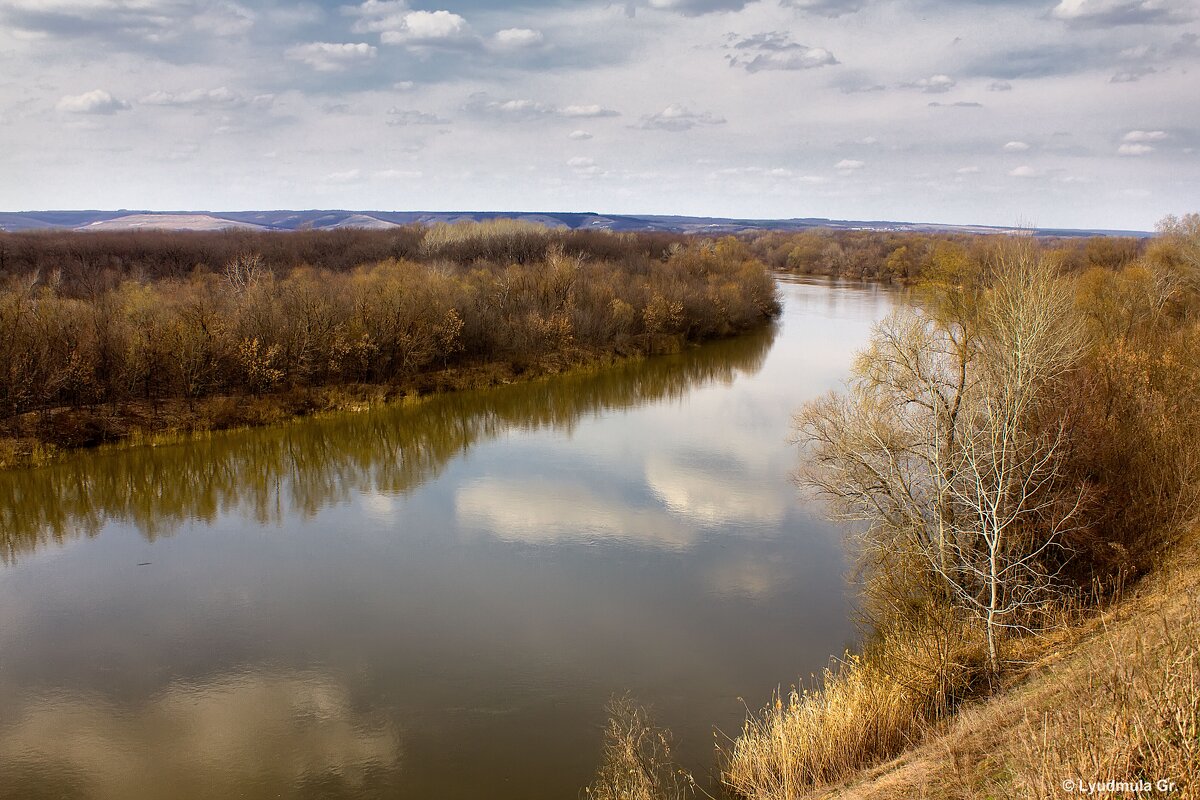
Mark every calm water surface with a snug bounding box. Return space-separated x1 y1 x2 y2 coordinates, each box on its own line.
0 277 896 799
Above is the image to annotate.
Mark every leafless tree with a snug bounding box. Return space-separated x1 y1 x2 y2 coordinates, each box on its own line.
796 243 1089 675
222 252 268 295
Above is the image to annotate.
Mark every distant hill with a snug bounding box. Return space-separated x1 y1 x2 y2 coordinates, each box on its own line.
0 210 1152 238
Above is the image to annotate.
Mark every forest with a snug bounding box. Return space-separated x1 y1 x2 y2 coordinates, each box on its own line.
0 221 779 466
746 226 1145 282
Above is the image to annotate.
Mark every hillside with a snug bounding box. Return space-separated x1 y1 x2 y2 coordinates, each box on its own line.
0 210 1151 238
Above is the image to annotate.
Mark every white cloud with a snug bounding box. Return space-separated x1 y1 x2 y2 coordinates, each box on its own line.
568 130 593 140
641 0 753 15
1003 141 1030 152
988 80 1013 92
1122 129 1168 142
325 168 363 183
140 87 267 108
380 10 472 45
285 42 377 72
386 108 449 126
559 104 619 118
1008 165 1042 178
567 156 602 175
956 166 981 174
1118 143 1154 155
732 46 837 72
726 34 839 73
781 0 866 17
1051 0 1188 25
492 28 543 48
835 158 865 170
906 74 956 93
464 93 618 121
192 0 255 36
348 0 412 33
56 89 130 114
637 104 725 131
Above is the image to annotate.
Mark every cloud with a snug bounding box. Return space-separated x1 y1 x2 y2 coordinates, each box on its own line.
781 0 866 17
567 156 602 175
56 89 130 114
386 108 450 126
835 158 865 170
726 32 839 72
1050 0 1190 26
964 43 1105 80
637 104 726 131
638 0 754 16
325 168 363 183
560 104 619 118
839 82 887 94
568 129 593 140
1111 65 1158 82
905 74 956 93
285 42 377 72
140 87 269 109
464 93 619 121
380 10 472 45
1003 140 1030 151
988 80 1013 91
347 1 478 50
1008 165 1042 177
1117 142 1154 155
956 166 981 174
492 27 543 48
928 101 982 107
192 0 255 36
1123 129 1168 142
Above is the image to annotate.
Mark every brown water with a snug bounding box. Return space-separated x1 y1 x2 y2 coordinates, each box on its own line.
0 276 897 799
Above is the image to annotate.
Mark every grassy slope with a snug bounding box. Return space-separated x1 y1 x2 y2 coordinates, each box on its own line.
811 533 1200 800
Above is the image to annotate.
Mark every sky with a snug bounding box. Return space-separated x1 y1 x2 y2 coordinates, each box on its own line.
0 0 1197 229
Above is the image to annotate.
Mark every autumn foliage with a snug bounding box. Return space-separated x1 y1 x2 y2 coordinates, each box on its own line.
0 224 779 450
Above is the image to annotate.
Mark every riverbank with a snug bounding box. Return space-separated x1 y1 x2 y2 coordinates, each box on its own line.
807 525 1199 799
713 219 1200 800
0 341 706 470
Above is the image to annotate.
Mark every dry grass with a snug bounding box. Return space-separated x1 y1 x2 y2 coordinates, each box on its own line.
721 604 992 799
1012 593 1200 799
781 533 1200 800
585 696 696 800
722 654 928 798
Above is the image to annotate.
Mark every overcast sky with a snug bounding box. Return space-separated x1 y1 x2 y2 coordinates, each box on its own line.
1 0 1196 228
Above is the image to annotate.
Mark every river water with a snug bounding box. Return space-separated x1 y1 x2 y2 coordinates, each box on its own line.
0 276 897 799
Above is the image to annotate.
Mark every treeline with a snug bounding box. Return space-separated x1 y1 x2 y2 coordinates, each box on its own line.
747 227 1144 283
0 221 689 295
0 222 779 459
716 213 1200 798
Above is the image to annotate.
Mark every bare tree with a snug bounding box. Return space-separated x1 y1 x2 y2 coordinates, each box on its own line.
796 243 1088 676
222 252 268 295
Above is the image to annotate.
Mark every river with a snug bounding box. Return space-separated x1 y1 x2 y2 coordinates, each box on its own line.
0 276 897 799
